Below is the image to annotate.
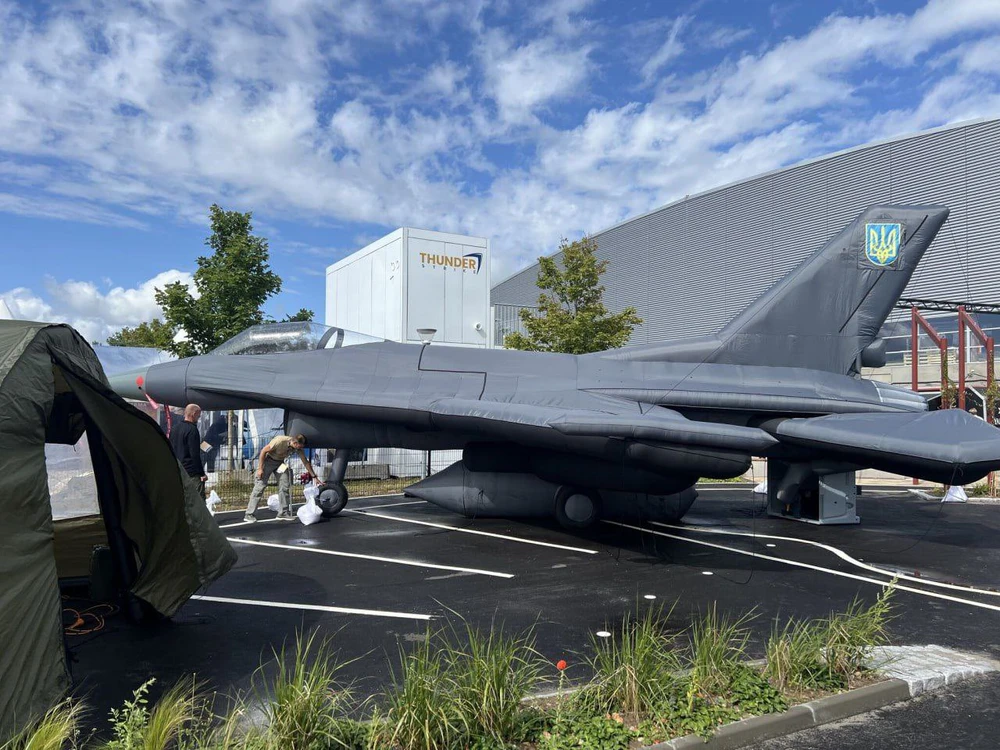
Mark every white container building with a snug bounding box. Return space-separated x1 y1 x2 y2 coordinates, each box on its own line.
326 227 491 347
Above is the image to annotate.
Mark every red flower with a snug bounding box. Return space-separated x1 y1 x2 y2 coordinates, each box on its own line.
556 659 567 671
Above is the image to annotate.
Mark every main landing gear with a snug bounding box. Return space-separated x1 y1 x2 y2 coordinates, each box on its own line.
554 486 602 529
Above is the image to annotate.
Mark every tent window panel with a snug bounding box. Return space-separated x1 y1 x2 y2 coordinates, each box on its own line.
46 435 100 521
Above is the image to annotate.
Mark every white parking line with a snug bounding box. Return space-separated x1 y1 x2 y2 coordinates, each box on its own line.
605 521 1000 614
220 516 286 529
651 521 1000 599
349 509 599 554
352 500 426 510
191 594 432 620
227 536 514 578
218 497 418 529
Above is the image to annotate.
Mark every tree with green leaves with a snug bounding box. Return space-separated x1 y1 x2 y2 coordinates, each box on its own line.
156 204 282 357
106 319 175 349
504 236 641 354
282 308 314 322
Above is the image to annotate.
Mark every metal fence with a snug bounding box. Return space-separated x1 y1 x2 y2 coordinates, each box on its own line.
493 304 536 348
130 402 456 511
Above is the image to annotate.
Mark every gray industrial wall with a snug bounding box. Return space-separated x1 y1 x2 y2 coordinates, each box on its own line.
492 117 1000 346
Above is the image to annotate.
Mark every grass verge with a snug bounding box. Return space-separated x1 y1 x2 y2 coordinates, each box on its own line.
6 586 898 750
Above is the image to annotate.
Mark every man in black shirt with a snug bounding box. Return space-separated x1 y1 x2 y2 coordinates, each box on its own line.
169 403 207 499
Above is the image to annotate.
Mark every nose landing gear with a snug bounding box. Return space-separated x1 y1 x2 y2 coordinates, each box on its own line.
319 449 351 517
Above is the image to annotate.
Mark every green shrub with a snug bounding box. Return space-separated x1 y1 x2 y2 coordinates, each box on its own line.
537 710 636 750
578 602 681 716
727 665 787 715
635 695 741 742
101 677 207 750
2 700 84 750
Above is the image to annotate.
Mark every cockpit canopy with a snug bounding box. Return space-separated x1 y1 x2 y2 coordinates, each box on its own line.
210 322 383 356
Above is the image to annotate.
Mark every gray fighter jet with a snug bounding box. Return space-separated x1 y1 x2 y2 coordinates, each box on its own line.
111 205 1000 527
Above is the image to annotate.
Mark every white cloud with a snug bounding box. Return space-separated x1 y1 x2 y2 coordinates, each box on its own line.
700 25 753 49
0 0 999 283
480 32 592 125
2 270 194 344
641 16 690 84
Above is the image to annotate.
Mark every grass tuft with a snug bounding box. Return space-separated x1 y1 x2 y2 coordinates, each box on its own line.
254 630 358 749
821 584 895 683
101 676 207 750
686 603 754 701
381 632 465 750
3 700 84 750
443 620 544 745
764 617 830 692
579 602 681 717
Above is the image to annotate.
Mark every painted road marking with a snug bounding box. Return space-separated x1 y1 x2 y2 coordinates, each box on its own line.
228 536 514 578
651 521 1000 599
605 521 1000 614
218 497 420 529
190 595 432 620
348 509 599 554
352 500 426 510
220 516 286 529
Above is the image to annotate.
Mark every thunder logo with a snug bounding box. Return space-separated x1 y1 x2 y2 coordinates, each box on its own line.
419 251 483 273
864 223 902 267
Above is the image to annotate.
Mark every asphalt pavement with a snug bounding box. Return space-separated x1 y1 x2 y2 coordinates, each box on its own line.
66 486 1000 746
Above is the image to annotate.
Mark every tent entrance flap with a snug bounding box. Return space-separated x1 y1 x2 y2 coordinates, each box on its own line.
80 406 142 620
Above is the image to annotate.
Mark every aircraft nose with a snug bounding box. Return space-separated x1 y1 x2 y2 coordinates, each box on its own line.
108 366 150 401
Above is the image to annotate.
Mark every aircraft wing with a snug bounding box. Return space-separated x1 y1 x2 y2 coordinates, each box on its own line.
428 398 1000 484
428 398 778 453
772 409 1000 484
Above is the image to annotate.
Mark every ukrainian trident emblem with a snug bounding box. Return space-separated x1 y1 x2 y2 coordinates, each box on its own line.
865 223 902 267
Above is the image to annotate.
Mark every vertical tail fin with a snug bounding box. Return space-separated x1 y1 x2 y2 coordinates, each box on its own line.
611 205 949 374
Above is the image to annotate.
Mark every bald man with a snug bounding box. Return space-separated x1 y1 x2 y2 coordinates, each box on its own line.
169 403 208 498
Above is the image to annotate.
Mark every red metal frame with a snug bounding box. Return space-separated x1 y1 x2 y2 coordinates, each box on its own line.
910 306 949 399
911 305 997 491
958 306 995 425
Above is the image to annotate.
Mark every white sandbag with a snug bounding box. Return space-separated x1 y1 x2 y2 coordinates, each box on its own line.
753 480 768 495
267 494 280 511
942 485 968 503
303 484 320 504
206 490 221 516
297 498 323 526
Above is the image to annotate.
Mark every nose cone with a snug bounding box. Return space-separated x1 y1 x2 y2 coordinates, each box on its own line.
108 366 150 401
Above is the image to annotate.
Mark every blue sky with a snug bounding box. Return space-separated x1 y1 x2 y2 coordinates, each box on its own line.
2 0 1000 342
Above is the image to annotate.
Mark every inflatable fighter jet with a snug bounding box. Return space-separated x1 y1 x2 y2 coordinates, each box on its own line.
111 205 1000 527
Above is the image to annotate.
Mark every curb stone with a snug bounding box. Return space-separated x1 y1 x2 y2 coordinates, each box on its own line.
640 679 910 750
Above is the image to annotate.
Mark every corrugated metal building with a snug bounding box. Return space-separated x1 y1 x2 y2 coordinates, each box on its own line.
492 118 1000 359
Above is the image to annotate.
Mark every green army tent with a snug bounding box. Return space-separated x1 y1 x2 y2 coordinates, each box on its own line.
0 321 237 735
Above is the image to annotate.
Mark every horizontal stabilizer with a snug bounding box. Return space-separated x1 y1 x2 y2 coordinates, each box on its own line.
772 410 1000 484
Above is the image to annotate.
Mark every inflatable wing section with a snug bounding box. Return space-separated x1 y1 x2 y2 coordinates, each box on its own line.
428 399 764 479
770 410 1000 484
